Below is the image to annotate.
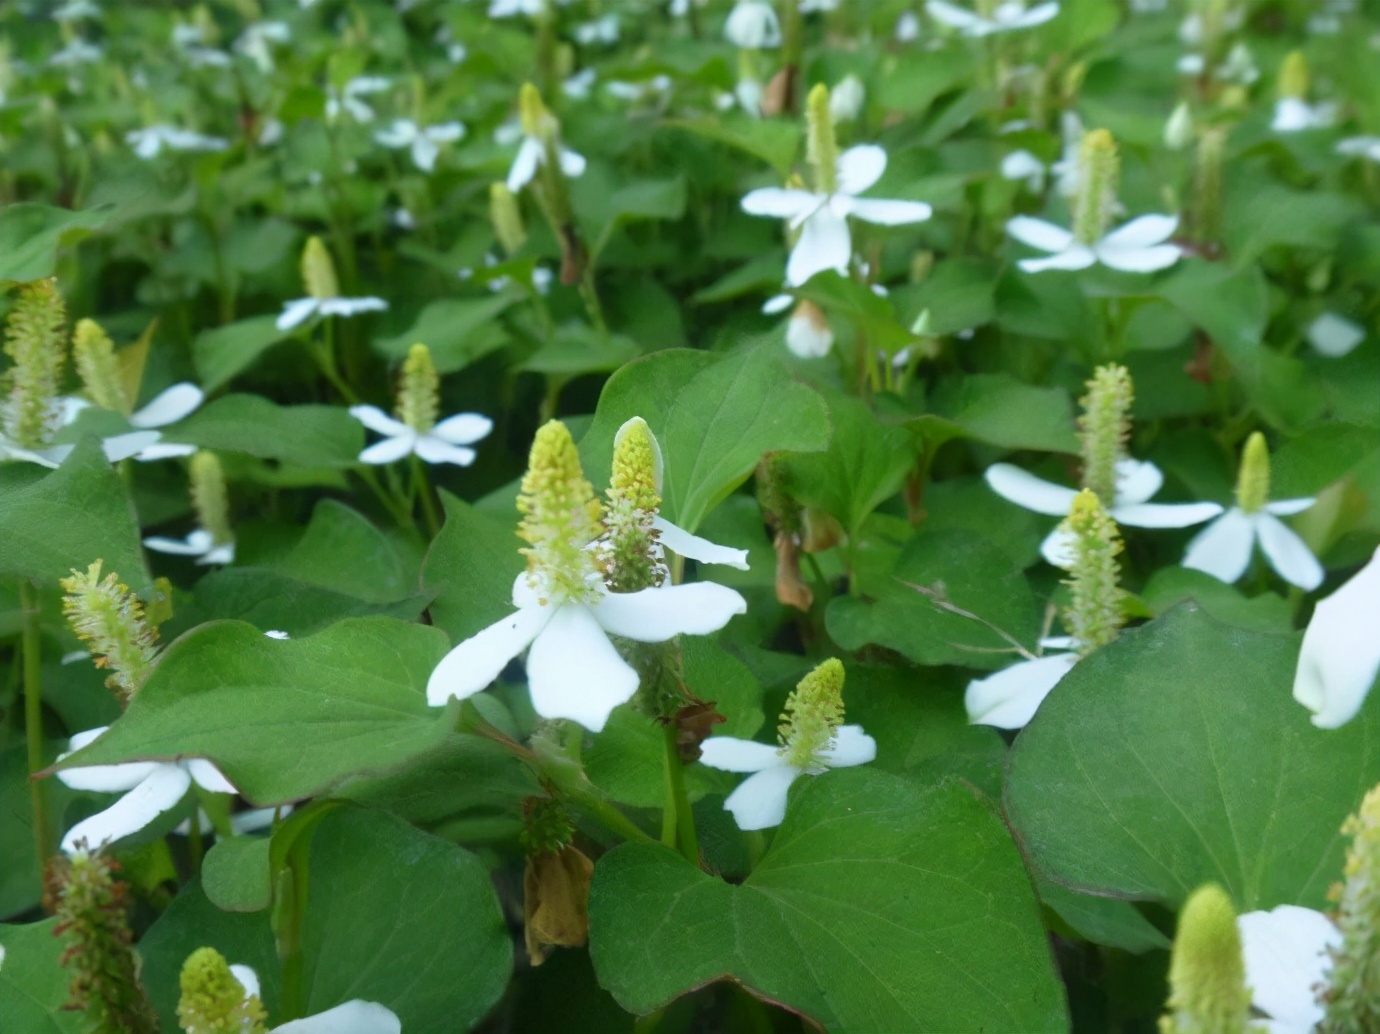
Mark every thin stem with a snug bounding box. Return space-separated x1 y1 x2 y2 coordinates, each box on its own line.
579 268 607 332
355 466 417 533
310 320 360 405
187 814 204 874
21 580 49 879
567 787 655 845
410 454 441 537
662 722 700 865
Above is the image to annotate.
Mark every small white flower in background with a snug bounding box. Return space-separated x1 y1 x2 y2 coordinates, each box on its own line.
173 24 233 69
1306 311 1366 358
56 727 237 853
351 344 491 466
1337 136 1380 164
147 451 236 564
48 39 103 67
126 126 229 160
895 10 921 40
277 237 388 332
52 0 100 21
234 20 290 73
1001 149 1047 191
965 637 1080 728
325 75 391 124
829 75 866 123
562 67 597 100
575 13 619 44
1237 905 1339 1032
62 375 205 463
507 85 586 192
725 0 781 48
144 528 235 565
926 0 1059 37
605 76 673 104
784 299 834 359
374 118 465 173
264 629 291 640
799 0 840 10
435 24 467 64
1180 41 1257 84
1293 546 1380 730
258 117 285 147
700 659 875 831
221 963 402 1034
1164 101 1195 150
1273 97 1335 133
489 0 548 16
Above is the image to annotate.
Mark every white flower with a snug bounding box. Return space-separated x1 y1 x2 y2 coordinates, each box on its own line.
1007 212 1183 273
276 294 388 332
895 11 921 40
605 76 672 104
234 20 291 73
784 300 834 358
374 118 465 172
427 573 746 732
144 528 235 565
1293 546 1380 730
63 382 204 462
227 966 401 1034
699 726 876 830
725 1 781 48
575 13 619 44
1238 905 1339 1034
1001 149 1047 191
1272 98 1336 133
829 75 866 123
52 1 100 21
965 637 1080 729
562 67 597 100
48 38 103 67
325 76 391 124
742 145 932 287
1180 41 1258 85
1306 312 1366 358
1182 498 1322 591
926 0 1059 37
348 405 492 466
126 125 229 159
489 0 545 16
799 0 840 10
56 727 237 853
1337 136 1380 163
507 132 586 193
985 459 1223 566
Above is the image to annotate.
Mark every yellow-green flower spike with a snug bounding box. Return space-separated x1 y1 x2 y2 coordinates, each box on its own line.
1060 490 1126 654
1159 884 1254 1034
519 82 552 141
1319 784 1380 1034
1072 129 1120 245
3 278 67 448
778 658 846 769
1234 432 1270 515
805 83 840 195
72 318 132 416
190 451 234 547
397 343 439 435
517 420 603 602
60 561 160 706
1078 363 1134 506
300 236 340 301
1194 127 1226 244
490 182 527 257
176 947 268 1034
1278 50 1309 100
601 417 665 593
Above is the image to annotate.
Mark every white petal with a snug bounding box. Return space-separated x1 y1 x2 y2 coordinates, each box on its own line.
526 603 639 732
1256 513 1324 591
1100 214 1178 249
319 297 388 318
786 208 851 287
427 122 465 144
349 404 410 437
1265 498 1316 518
130 384 203 428
1020 246 1096 272
374 119 418 148
1271 98 1316 134
431 413 494 445
67 727 110 751
591 582 747 642
740 187 818 220
1012 1 1059 27
1007 216 1075 252
965 653 1078 729
272 1001 402 1034
144 530 217 556
1294 547 1380 729
57 760 161 793
1182 509 1257 584
199 543 236 566
1040 526 1076 569
651 516 750 570
411 135 440 173
843 197 933 226
722 763 800 830
835 145 887 196
1306 312 1366 358
507 138 543 191
926 0 983 31
358 434 417 465
413 436 476 466
1238 906 1339 1032
276 297 320 332
1110 501 1224 528
133 440 198 461
819 724 877 768
762 293 793 315
61 765 193 853
186 758 236 794
1095 242 1182 273
102 431 164 462
984 463 1079 516
558 147 587 178
231 965 261 1000
698 736 782 773
426 603 551 706
1112 458 1164 506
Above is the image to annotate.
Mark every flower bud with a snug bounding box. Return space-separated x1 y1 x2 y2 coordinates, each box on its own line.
176 947 268 1034
518 81 552 141
397 343 439 435
72 318 131 416
60 561 160 706
190 450 234 548
1072 129 1119 245
1320 783 1380 1033
3 278 67 448
1059 490 1125 654
805 83 839 195
786 299 834 359
1165 101 1195 151
1160 883 1253 1034
778 658 846 768
300 236 340 301
518 420 603 601
601 416 665 593
489 181 527 257
1278 50 1309 101
1077 363 1134 507
1234 432 1270 516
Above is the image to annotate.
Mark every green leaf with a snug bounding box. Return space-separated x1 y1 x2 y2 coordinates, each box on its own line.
588 771 1068 1032
202 835 273 913
589 177 688 259
0 438 149 587
583 345 831 532
265 499 418 604
0 202 111 286
520 324 641 377
60 618 457 805
192 315 291 392
2 746 76 920
937 373 1080 454
422 491 526 644
873 47 972 114
1139 566 1292 632
664 117 802 176
0 919 86 1033
374 296 516 374
890 258 997 337
1005 605 1380 910
1038 880 1170 954
173 395 364 468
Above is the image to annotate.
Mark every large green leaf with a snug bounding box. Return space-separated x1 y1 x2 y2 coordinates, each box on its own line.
935 373 1080 454
192 315 291 392
663 117 802 176
1005 605 1380 910
0 919 86 1033
58 618 456 805
588 770 1068 1033
0 202 111 286
0 438 148 587
422 491 525 644
374 295 515 373
173 395 363 468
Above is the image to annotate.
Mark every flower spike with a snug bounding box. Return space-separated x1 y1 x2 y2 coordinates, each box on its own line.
398 343 440 435
177 947 268 1034
805 83 839 195
602 416 664 593
60 561 160 706
519 420 603 602
301 235 340 301
1078 363 1134 506
1059 489 1125 654
778 657 846 769
1072 129 1119 246
1320 783 1380 1032
72 318 129 415
1160 883 1254 1034
3 278 67 449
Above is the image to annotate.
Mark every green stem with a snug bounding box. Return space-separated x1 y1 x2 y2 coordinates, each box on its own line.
579 268 607 332
410 454 442 537
355 466 417 533
567 787 655 845
662 722 700 865
21 580 49 879
187 813 204 874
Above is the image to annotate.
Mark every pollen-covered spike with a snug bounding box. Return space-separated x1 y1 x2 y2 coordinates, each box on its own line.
398 343 439 434
518 420 603 599
778 657 846 768
1077 363 1134 506
1072 128 1119 245
190 450 234 547
1160 883 1253 1034
805 83 839 195
602 417 664 593
60 561 160 706
3 278 67 448
72 318 131 416
177 947 269 1034
1059 490 1126 655
1318 784 1380 1033
1234 432 1270 516
300 235 340 301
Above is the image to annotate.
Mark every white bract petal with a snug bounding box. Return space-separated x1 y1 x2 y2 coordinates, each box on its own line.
724 0 781 48
61 764 193 853
1182 509 1257 584
412 436 476 466
651 516 750 570
57 759 161 793
844 197 934 226
358 434 417 465
741 187 818 221
349 404 411 437
835 145 887 195
1100 214 1178 249
431 413 494 445
231 965 261 1000
276 297 320 332
1113 459 1164 506
592 582 747 641
818 724 877 767
1006 216 1075 252
1238 906 1339 1033
697 736 782 773
318 297 388 318
1294 546 1380 729
507 138 544 191
271 1000 403 1034
426 596 551 705
129 383 203 428
1110 501 1224 529
526 603 640 731
1255 512 1324 591
786 207 852 286
984 463 1079 516
722 762 800 830
965 652 1078 728
186 758 236 794
1306 312 1366 358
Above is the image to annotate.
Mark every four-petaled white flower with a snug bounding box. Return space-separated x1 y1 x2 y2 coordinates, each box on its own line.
325 76 392 124
234 20 291 73
227 965 402 1034
144 528 235 565
507 131 586 193
1337 136 1380 164
56 727 237 853
276 293 388 332
1237 905 1339 1034
374 119 465 173
63 382 204 463
926 0 1059 37
349 405 493 466
699 725 877 830
1182 497 1322 591
49 39 104 67
741 145 932 287
1272 97 1336 133
1007 213 1183 273
985 459 1223 566
1293 546 1380 729
725 0 781 48
965 636 1080 729
126 125 229 160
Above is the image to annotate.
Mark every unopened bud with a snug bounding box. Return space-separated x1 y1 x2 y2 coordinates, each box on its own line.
1072 129 1119 245
805 83 839 194
1160 884 1253 1034
1165 101 1195 151
490 182 527 256
1234 432 1270 515
1059 490 1125 654
301 236 339 300
3 279 67 448
1193 126 1226 244
786 300 833 359
518 82 551 141
398 343 439 435
1077 363 1134 506
72 318 131 415
1278 50 1309 101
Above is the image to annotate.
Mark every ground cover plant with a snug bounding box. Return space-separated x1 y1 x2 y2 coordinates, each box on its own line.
1 0 1379 1031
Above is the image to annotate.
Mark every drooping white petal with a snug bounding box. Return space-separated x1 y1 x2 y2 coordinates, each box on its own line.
1238 906 1339 1033
276 297 320 332
413 436 476 466
272 1000 403 1034
591 582 747 642
843 197 934 226
431 413 494 445
103 431 165 462
698 736 782 773
230 964 261 1000
359 434 417 465
1001 150 1046 188
1020 246 1096 273
57 760 161 794
762 293 793 315
374 119 418 148
651 516 750 570
1039 526 1076 569
1306 312 1366 358
1095 241 1182 274
319 297 388 318
411 134 441 173
1294 547 1380 729
144 529 218 556
835 145 887 196
819 724 877 768
67 727 110 751
349 404 411 437
427 122 465 145
507 137 543 191
740 187 819 220
965 652 1078 729
129 383 204 428
1111 500 1224 529
186 758 236 794
925 0 984 33
984 463 1079 516
61 764 193 852
1006 215 1075 252
1182 509 1257 584
558 147 587 178
1011 1 1059 28
1100 214 1178 249
200 543 236 566
1265 498 1316 518
1112 458 1164 506
1255 513 1324 591
722 763 801 830
133 440 198 461
526 603 640 732
426 603 551 706
786 208 852 287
